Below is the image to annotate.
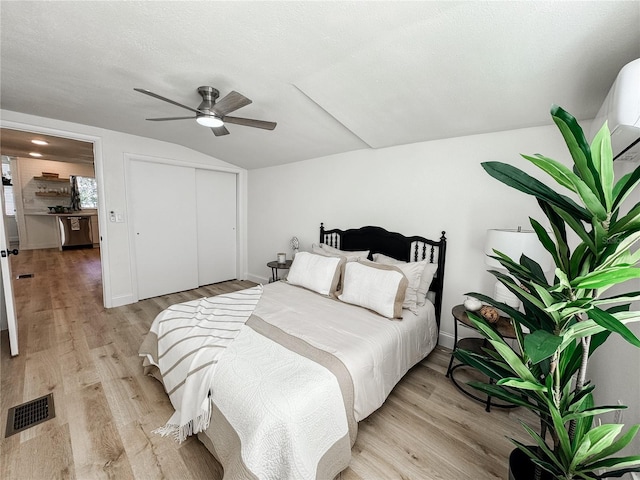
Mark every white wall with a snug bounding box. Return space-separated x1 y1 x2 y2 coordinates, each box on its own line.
0 109 248 308
247 123 575 348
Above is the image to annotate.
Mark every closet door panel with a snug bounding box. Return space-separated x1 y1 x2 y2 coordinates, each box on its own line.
130 160 198 300
196 170 237 285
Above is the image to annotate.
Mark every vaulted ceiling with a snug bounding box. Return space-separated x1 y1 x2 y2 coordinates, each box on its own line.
1 1 638 170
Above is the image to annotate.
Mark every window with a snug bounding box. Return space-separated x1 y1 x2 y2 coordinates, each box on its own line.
2 162 15 216
3 186 15 216
76 176 98 209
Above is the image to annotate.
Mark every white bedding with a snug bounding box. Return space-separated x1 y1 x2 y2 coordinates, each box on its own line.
250 281 438 421
143 280 439 479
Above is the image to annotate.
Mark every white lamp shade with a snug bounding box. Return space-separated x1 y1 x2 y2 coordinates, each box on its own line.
484 229 552 272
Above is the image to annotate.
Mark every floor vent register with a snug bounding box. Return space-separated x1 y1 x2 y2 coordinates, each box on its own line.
5 393 55 437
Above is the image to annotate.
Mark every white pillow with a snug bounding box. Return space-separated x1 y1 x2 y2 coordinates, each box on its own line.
372 252 404 265
373 252 437 307
319 243 370 261
417 263 438 306
338 261 408 319
396 260 427 312
286 252 345 296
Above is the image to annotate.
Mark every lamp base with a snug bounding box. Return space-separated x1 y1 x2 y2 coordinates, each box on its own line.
494 282 521 310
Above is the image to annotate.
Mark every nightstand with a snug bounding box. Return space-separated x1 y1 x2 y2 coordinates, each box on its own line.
446 304 517 412
267 260 293 282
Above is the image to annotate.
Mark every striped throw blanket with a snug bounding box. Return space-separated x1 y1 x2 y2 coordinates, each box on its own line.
141 285 263 442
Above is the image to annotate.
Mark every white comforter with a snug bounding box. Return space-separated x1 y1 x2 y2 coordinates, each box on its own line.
250 281 438 420
143 281 438 479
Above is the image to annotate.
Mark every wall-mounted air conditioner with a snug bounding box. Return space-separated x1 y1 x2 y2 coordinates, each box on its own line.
589 58 640 162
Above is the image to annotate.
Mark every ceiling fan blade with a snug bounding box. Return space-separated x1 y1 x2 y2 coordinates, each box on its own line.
146 116 195 121
134 88 201 114
211 125 230 136
223 116 277 130
212 91 252 117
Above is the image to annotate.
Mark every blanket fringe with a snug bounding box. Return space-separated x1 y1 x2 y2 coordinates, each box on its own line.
153 404 213 443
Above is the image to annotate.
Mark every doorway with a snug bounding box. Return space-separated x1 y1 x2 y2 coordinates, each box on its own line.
0 125 108 356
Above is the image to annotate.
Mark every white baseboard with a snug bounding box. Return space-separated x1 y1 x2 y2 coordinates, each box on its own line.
107 294 136 308
247 273 269 285
20 242 59 250
438 331 455 350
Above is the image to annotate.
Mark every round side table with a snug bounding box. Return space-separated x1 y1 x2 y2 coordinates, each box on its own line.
446 304 517 412
267 260 293 282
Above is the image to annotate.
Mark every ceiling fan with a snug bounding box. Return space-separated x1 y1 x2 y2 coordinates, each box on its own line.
134 86 277 136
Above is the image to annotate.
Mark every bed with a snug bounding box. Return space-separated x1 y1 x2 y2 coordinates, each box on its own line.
139 224 447 480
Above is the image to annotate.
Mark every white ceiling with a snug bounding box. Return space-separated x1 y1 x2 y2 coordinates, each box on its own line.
1 1 639 170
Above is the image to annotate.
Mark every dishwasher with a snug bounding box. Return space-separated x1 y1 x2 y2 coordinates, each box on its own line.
58 216 93 250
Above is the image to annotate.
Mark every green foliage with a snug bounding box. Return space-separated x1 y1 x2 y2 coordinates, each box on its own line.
458 105 640 479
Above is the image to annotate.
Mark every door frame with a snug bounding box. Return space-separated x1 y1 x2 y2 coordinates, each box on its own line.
124 153 245 303
0 119 111 307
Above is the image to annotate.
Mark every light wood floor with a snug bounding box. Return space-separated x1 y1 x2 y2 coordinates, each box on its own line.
1 248 536 479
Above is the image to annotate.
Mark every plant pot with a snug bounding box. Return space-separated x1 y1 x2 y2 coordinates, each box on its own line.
508 448 554 480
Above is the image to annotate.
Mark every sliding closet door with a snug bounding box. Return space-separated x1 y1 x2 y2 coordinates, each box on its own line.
196 170 237 285
129 160 198 300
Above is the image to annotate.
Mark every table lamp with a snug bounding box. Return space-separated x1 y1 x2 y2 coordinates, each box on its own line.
484 227 552 309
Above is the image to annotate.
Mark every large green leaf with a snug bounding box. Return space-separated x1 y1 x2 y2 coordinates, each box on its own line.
570 242 593 279
552 205 597 253
520 253 549 286
549 401 573 464
590 122 614 210
538 198 570 270
454 349 513 380
610 202 640 235
524 154 607 220
482 161 591 221
497 377 547 392
530 217 563 270
587 454 640 470
587 308 640 348
572 424 624 469
551 105 603 202
468 382 543 411
612 165 640 211
572 267 640 291
597 231 640 270
524 330 563 364
580 426 640 467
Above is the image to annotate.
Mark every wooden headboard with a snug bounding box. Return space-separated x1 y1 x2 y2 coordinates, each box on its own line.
319 223 447 327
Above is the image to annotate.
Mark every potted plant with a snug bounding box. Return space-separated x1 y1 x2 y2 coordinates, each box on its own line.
456 105 640 479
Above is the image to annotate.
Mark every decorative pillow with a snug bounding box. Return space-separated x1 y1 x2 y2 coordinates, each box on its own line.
320 243 370 261
338 261 408 319
396 260 427 312
416 263 438 306
373 252 437 307
311 243 329 256
372 252 403 265
286 252 345 296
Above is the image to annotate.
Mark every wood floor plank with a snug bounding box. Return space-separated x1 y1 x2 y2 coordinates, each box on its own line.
1 248 538 479
65 382 135 479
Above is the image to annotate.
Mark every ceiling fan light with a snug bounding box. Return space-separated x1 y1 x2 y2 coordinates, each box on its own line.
196 115 224 128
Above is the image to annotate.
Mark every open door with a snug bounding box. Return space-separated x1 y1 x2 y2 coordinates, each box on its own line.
0 184 19 356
